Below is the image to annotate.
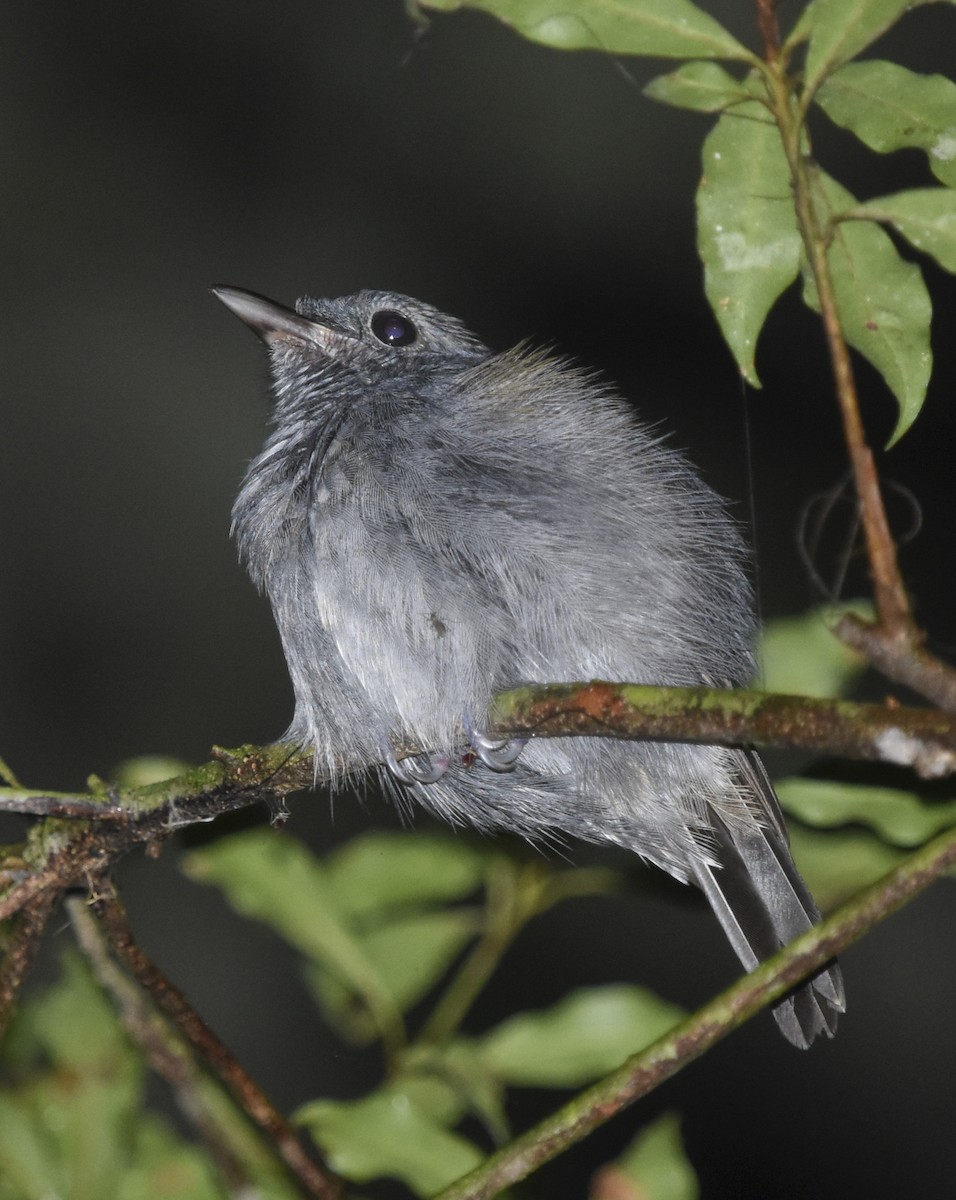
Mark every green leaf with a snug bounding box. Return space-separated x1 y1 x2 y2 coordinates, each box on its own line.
26 948 139 1072
185 831 403 1042
114 1122 224 1200
297 1088 484 1198
757 604 870 698
417 0 754 60
325 831 486 922
783 0 817 51
185 830 353 958
644 61 755 114
389 1065 472 1128
1 953 296 1200
779 778 956 847
600 1112 699 1200
112 756 194 788
306 909 477 1038
804 0 914 95
803 170 932 444
478 985 684 1087
788 824 903 908
851 188 956 274
409 1041 510 1141
354 910 477 1008
0 1093 69 1199
0 954 142 1200
697 98 802 386
816 61 956 189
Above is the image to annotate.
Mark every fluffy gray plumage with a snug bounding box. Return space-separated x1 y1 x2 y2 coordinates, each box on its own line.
217 285 844 1048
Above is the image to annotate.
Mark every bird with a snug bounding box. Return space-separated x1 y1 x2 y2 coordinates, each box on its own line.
215 284 844 1048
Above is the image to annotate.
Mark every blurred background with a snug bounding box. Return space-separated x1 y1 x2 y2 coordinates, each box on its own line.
3 0 956 1195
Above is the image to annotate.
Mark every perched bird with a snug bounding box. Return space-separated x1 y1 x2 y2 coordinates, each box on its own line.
216 285 844 1047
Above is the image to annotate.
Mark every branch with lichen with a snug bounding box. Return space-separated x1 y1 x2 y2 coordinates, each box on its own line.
1 677 954 1051
2 679 955 932
434 815 956 1199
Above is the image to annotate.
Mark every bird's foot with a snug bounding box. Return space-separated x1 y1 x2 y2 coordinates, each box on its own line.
469 727 527 772
384 745 451 785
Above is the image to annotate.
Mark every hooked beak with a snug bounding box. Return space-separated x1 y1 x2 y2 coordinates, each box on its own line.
213 286 343 351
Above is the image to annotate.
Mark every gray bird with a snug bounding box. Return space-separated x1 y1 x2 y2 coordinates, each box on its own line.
216 285 844 1048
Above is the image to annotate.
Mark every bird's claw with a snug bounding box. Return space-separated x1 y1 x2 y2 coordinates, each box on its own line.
385 746 451 785
470 728 527 772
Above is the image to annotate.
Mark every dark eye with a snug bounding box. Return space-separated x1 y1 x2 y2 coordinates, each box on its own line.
370 310 417 347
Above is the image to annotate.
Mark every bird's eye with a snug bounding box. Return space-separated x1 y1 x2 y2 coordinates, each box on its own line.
370 310 417 347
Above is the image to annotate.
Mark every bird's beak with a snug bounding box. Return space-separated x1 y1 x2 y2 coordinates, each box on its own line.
213 286 339 350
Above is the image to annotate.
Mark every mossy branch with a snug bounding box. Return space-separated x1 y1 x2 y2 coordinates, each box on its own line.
2 676 953 1074
2 681 955 933
435 817 956 1199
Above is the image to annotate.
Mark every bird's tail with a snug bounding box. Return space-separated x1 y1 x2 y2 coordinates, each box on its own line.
691 752 845 1049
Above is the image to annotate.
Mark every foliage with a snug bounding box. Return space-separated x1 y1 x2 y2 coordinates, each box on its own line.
187 829 680 1193
0 953 228 1200
422 0 956 444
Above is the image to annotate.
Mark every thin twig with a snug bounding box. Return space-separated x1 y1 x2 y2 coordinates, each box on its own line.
836 614 956 714
0 889 59 1042
419 859 533 1047
435 818 956 1199
753 18 956 708
89 882 342 1200
755 0 780 64
0 821 136 922
769 76 915 639
66 894 256 1195
0 790 129 819
0 743 315 922
0 757 23 788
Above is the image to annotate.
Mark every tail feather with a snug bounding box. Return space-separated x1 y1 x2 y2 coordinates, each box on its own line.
691 751 844 1049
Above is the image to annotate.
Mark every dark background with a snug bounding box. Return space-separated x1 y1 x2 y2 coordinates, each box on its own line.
3 1 956 1196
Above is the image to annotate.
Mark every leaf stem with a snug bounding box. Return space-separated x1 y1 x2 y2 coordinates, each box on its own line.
417 860 540 1047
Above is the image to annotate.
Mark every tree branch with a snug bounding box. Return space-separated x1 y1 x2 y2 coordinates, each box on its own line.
2 684 955 929
66 893 260 1195
435 818 956 1199
491 682 956 778
835 614 956 714
0 889 58 1041
754 27 956 711
755 0 780 64
86 880 342 1200
0 742 314 922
